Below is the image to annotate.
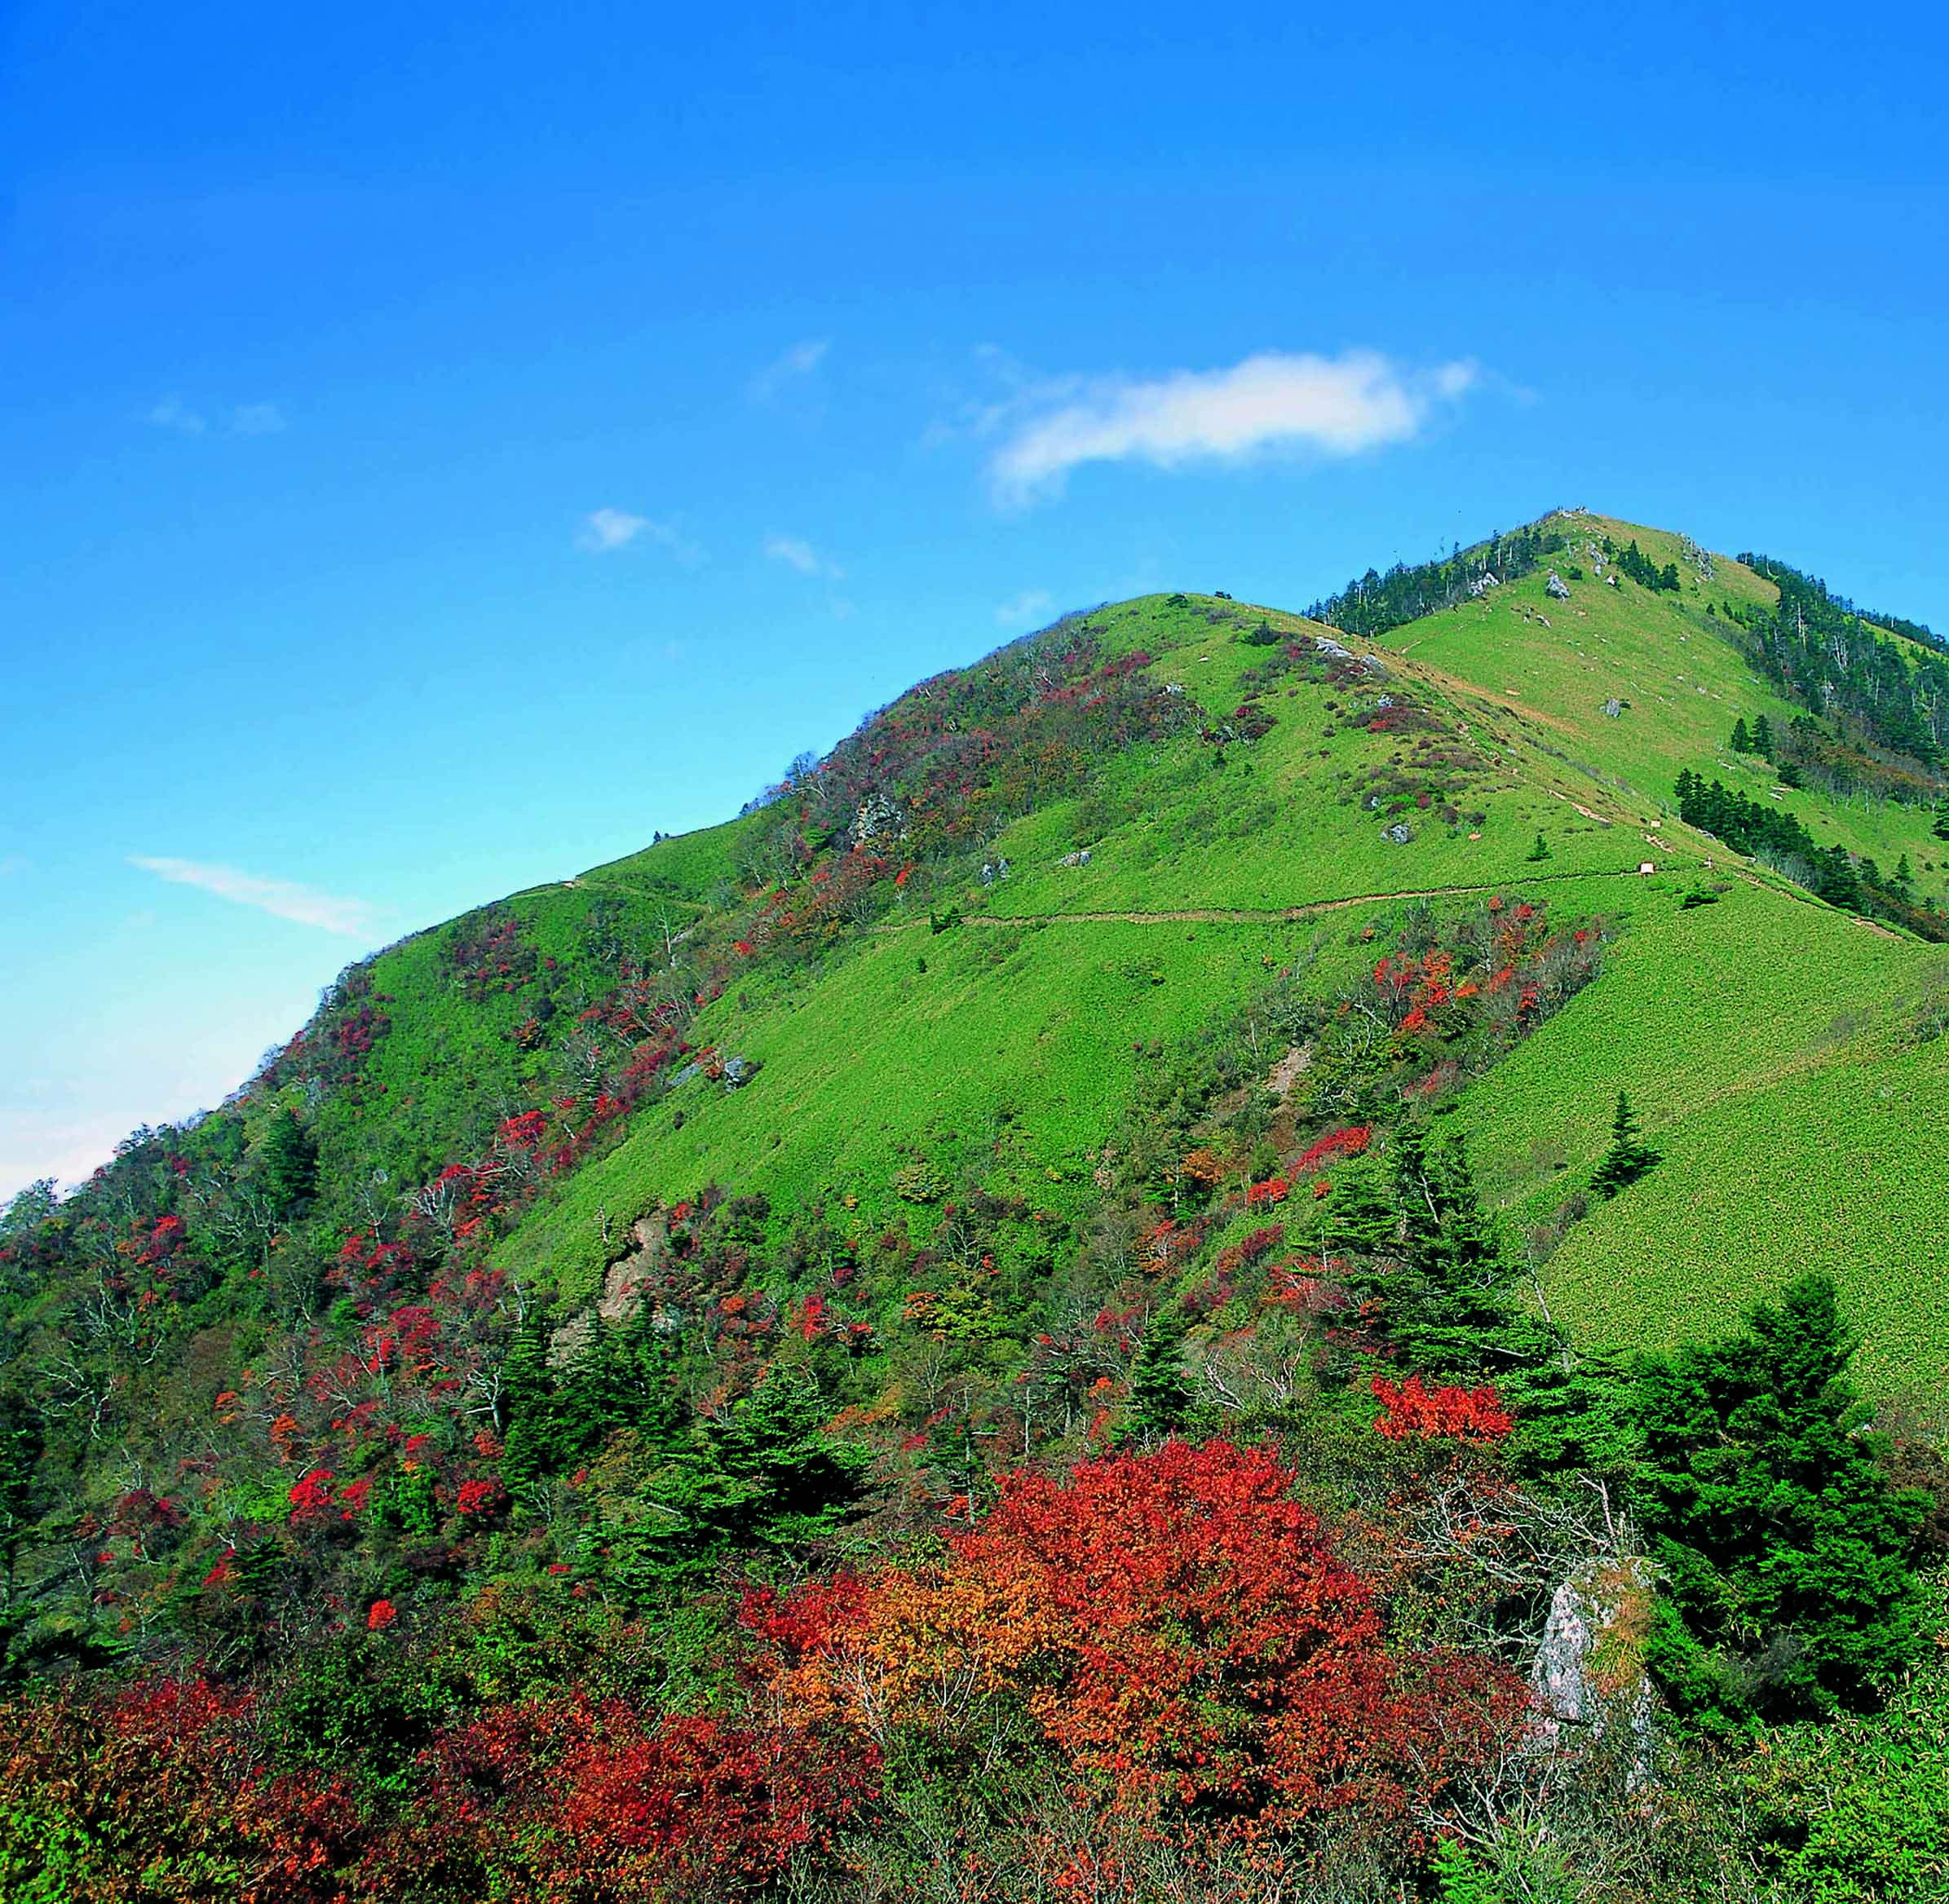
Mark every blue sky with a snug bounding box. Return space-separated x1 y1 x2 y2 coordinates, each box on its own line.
4 2 1947 1195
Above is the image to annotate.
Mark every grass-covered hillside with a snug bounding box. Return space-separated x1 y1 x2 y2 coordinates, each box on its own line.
503 533 1949 1395
4 507 1948 1902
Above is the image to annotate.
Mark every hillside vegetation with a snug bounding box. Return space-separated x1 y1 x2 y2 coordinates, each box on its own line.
3 507 1947 1902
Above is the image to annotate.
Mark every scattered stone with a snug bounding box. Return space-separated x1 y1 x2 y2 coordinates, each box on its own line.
1058 848 1093 868
1383 821 1413 845
1602 698 1624 718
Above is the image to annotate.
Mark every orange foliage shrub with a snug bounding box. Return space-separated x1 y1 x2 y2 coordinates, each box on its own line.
758 1438 1527 1836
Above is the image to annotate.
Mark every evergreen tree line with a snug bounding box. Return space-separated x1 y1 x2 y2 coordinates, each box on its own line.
1610 537 1682 592
1306 521 1563 638
1732 555 1949 771
1677 767 1949 939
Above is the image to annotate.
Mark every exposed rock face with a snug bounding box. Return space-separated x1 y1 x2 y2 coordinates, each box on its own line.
548 1211 667 1363
851 791 907 846
1546 570 1571 600
1529 1558 1657 1785
1266 1043 1313 1098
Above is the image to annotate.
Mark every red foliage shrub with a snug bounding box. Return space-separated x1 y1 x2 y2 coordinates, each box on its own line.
770 1440 1528 1837
1371 1375 1514 1442
1293 1126 1372 1177
533 1707 878 1902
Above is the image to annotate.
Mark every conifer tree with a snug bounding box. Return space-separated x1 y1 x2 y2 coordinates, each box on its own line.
1381 1124 1549 1383
1319 1158 1394 1260
1125 1299 1195 1442
1590 1092 1659 1198
1752 713 1775 759
1730 716 1753 754
1636 1273 1925 1721
255 1110 318 1220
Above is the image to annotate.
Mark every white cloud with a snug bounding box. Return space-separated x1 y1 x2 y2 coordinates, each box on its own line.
748 338 829 403
576 508 701 562
228 401 286 436
0 1110 134 1200
127 856 377 938
763 532 844 580
145 393 206 434
579 506 649 551
983 349 1478 506
994 588 1055 630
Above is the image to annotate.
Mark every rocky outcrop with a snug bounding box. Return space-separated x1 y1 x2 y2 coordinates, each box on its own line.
1529 1558 1657 1785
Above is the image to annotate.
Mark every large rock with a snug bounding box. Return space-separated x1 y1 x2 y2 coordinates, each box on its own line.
1529 1558 1657 1785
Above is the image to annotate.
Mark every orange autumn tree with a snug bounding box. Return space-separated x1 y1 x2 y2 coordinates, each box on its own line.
753 1438 1527 1836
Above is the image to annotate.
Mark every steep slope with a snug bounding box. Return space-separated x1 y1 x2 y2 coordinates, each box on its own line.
3 506 1946 1696
503 561 1948 1398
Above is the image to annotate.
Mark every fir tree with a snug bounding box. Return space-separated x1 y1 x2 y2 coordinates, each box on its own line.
1382 1124 1549 1383
1730 717 1753 753
1526 831 1551 862
1125 1299 1195 1442
1590 1092 1659 1198
703 1360 871 1550
1934 796 1949 842
1636 1273 1925 1721
1752 713 1775 759
255 1110 318 1220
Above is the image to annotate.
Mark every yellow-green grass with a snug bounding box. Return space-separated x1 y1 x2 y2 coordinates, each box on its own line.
1540 1037 1949 1397
504 912 1314 1298
1452 873 1947 1391
1384 519 1947 891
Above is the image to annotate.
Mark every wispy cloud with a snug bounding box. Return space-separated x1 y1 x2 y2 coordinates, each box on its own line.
0 1110 134 1200
579 506 649 552
994 589 1055 630
576 508 702 562
228 401 286 436
748 338 829 404
128 856 376 938
145 395 288 438
145 393 206 435
979 348 1478 506
763 532 844 581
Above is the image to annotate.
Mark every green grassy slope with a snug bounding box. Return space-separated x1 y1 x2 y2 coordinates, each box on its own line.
1448 874 1947 1392
1388 510 1949 890
494 549 1948 1391
505 585 1686 1295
